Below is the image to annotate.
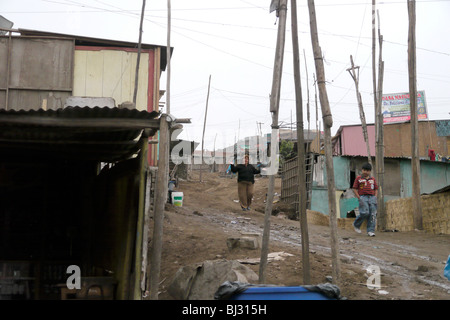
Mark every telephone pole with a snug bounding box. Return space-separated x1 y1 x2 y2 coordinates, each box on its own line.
166 0 171 114
375 9 386 230
347 55 372 167
133 0 146 105
307 0 341 285
200 75 211 182
259 0 287 284
408 0 423 229
291 0 311 285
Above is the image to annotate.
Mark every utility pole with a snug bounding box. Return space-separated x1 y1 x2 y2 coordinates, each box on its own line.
307 0 341 285
408 0 423 229
291 0 311 285
166 0 171 114
347 55 372 167
304 49 311 141
200 75 211 182
314 74 320 153
149 114 171 300
375 9 386 230
259 0 287 284
372 0 377 121
133 0 146 105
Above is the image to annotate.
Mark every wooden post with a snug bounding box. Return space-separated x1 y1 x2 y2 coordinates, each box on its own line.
166 0 171 114
291 0 311 285
304 49 311 141
375 10 386 230
347 55 372 167
307 0 341 285
133 0 146 104
149 114 170 300
259 0 287 284
200 75 211 182
372 0 377 122
314 74 320 153
408 0 423 229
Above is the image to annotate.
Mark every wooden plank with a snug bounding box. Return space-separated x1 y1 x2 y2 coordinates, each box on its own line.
73 50 88 96
133 136 148 299
149 114 170 299
121 51 133 103
85 51 104 97
7 89 71 110
103 50 124 102
0 38 9 89
136 52 149 110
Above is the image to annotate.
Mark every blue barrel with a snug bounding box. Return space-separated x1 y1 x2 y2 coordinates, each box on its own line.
229 286 335 300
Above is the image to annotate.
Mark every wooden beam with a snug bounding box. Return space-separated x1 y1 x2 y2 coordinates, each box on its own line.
408 0 423 229
259 0 287 284
347 55 372 167
149 114 170 299
307 0 341 285
290 0 311 285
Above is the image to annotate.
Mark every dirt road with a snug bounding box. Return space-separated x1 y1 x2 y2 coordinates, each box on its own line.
155 171 450 300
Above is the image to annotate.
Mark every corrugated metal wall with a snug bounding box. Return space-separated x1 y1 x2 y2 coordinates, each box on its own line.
335 122 448 158
340 125 376 157
73 47 152 111
384 121 447 158
0 37 74 110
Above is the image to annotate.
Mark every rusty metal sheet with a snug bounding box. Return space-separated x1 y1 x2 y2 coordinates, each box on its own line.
9 37 74 90
0 36 74 110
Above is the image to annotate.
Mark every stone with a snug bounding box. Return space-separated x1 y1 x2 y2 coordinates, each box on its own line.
167 259 258 300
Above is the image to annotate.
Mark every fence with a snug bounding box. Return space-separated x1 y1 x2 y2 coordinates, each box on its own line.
385 190 450 234
281 153 314 214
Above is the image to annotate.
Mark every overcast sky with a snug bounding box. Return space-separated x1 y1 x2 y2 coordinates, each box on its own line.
3 0 450 150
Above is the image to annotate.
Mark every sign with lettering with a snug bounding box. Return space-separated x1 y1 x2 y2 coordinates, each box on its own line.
382 90 428 124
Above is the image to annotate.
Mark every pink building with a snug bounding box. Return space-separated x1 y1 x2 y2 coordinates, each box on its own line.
332 124 376 157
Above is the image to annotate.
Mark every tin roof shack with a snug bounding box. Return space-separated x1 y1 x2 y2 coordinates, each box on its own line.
0 28 171 165
282 120 450 233
0 106 163 300
310 155 450 219
0 28 173 299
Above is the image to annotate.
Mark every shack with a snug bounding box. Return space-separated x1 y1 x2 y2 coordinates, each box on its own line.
0 28 171 165
0 106 163 299
281 120 450 234
0 28 172 299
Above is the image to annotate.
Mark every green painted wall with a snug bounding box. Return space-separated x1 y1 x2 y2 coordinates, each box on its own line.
311 156 450 217
400 159 450 197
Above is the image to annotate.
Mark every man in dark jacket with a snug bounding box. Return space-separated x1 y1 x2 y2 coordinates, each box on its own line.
230 154 260 211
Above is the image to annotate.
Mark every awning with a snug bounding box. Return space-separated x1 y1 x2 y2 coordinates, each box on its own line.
0 106 160 162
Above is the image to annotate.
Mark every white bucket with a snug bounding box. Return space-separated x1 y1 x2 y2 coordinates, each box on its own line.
171 192 184 207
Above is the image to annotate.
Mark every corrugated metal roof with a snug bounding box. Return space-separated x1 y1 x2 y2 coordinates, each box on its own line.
0 106 160 162
0 106 159 122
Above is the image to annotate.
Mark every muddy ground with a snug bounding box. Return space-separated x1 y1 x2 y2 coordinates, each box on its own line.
153 171 450 300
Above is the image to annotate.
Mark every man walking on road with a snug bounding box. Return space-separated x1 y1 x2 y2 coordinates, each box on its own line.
230 154 260 211
352 163 378 237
